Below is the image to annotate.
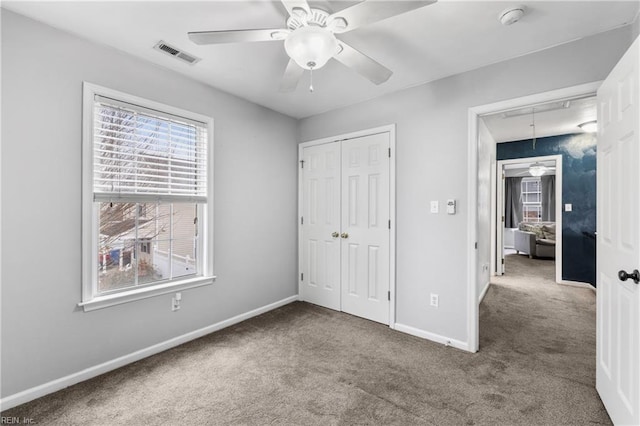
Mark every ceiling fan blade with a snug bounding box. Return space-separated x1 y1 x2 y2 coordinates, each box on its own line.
329 0 436 34
333 42 392 85
279 59 305 92
188 29 288 45
280 0 311 17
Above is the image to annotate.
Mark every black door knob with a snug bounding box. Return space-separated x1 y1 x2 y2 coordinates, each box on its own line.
618 269 640 284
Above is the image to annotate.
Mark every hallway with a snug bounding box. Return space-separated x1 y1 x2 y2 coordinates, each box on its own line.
483 253 607 423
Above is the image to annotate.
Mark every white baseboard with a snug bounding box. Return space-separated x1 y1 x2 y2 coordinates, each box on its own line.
478 281 491 303
0 295 299 411
394 323 470 352
558 280 596 292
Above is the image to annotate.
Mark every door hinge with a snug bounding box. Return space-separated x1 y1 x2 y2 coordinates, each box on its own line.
388 219 391 229
501 258 504 265
300 160 305 169
301 273 303 281
502 216 505 222
387 291 390 301
388 148 391 158
475 242 478 249
301 216 304 225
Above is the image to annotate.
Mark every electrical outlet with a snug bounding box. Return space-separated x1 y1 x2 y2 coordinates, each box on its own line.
430 293 439 308
172 294 181 311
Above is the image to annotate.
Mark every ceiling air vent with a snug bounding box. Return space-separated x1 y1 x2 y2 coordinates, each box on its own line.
154 41 201 65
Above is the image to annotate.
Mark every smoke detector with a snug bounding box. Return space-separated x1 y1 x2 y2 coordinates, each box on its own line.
499 6 525 26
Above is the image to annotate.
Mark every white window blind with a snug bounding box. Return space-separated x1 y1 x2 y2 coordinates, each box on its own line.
93 95 208 203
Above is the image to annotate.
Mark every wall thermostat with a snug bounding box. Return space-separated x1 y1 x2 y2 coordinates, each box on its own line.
447 199 456 215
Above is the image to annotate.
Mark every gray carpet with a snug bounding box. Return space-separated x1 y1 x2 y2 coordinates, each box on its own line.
3 254 609 425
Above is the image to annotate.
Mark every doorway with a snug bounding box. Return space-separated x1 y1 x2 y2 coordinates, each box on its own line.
298 125 397 326
466 81 601 352
495 155 563 283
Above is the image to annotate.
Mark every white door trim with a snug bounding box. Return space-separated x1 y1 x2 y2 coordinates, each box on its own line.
494 165 503 275
298 124 397 328
495 155 563 283
467 81 602 353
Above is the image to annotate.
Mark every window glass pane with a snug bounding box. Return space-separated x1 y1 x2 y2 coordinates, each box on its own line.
150 239 171 280
136 238 162 285
523 193 540 204
523 205 541 222
156 203 172 242
93 101 207 199
98 203 137 293
172 203 197 239
171 204 197 279
97 201 198 294
172 238 198 279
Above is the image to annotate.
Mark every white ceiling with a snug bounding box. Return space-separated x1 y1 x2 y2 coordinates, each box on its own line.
4 1 639 119
482 95 598 142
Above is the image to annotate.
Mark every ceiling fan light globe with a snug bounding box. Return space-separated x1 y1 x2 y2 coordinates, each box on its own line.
529 164 546 177
284 26 338 70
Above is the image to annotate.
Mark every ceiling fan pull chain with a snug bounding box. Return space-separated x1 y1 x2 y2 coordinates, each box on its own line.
531 108 537 150
309 66 314 93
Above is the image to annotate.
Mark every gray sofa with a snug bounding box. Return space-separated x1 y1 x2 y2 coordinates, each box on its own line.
514 222 556 259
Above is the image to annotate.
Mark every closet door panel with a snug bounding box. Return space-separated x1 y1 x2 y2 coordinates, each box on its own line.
341 133 390 324
301 142 341 310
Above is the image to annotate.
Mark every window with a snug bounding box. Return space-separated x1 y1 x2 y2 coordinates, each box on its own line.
81 83 214 311
521 177 542 222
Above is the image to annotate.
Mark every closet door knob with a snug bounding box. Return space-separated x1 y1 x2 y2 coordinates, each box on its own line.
331 232 340 238
341 233 349 239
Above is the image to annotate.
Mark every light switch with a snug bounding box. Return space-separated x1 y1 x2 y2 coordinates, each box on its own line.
565 203 572 212
430 201 439 213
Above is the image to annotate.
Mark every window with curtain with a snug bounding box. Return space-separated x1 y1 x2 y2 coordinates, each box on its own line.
81 83 214 311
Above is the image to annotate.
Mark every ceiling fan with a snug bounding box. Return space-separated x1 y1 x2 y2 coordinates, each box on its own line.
513 162 557 177
188 0 436 92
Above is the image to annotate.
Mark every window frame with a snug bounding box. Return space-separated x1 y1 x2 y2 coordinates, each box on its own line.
80 82 215 312
521 177 542 222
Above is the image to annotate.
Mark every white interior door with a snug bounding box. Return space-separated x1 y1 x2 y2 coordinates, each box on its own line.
596 36 640 426
496 166 505 275
340 133 390 324
301 142 341 311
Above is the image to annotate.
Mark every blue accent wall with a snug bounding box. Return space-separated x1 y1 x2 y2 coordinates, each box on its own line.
497 133 597 286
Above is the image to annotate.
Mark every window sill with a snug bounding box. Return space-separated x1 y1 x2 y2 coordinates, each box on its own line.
78 276 216 312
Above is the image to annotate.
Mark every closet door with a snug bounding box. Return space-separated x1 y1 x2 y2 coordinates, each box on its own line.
301 142 341 311
340 133 390 324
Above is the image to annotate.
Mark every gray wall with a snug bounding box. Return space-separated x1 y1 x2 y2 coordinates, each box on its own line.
298 25 634 344
1 10 298 398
